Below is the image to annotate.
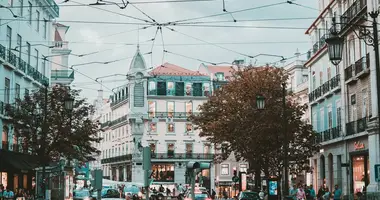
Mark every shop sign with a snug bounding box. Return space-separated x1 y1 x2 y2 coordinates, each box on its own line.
218 181 233 186
354 141 365 150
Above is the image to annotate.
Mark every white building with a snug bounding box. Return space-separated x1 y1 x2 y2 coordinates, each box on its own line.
0 0 59 191
96 47 215 191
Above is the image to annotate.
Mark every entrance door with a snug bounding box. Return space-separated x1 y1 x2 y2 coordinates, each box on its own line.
351 153 369 193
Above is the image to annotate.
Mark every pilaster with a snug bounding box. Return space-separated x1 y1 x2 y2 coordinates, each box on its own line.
366 118 379 192
123 166 127 182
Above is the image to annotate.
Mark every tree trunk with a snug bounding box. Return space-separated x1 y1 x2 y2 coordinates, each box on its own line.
254 166 261 191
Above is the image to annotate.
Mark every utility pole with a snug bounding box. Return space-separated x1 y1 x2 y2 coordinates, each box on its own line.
282 82 289 196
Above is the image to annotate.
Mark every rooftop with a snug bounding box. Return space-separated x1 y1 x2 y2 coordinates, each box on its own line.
149 63 206 76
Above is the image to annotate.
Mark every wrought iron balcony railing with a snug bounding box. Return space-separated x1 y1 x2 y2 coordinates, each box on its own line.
111 96 128 107
148 112 199 119
308 74 340 102
321 126 341 142
340 0 367 31
346 117 368 136
101 154 132 164
355 54 370 75
151 153 215 160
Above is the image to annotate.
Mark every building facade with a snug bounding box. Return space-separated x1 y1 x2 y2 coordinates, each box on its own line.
306 0 379 195
0 0 59 191
96 48 216 191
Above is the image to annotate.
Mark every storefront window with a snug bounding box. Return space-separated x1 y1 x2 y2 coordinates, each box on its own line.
1 172 7 189
151 164 175 182
148 101 156 118
352 155 369 193
167 82 175 96
14 174 19 191
167 102 174 118
23 174 27 189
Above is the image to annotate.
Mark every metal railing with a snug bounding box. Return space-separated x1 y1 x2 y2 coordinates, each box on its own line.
308 74 340 102
148 112 199 119
51 70 75 79
355 54 370 75
151 153 215 159
47 0 60 15
53 41 68 49
340 0 367 31
321 126 341 142
101 154 132 164
0 44 49 85
346 117 368 136
111 96 128 107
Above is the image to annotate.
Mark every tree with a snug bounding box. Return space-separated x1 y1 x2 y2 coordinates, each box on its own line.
5 85 102 196
191 66 319 189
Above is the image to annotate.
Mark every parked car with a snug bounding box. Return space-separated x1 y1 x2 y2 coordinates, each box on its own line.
73 190 91 200
92 188 121 199
184 191 211 200
237 191 261 200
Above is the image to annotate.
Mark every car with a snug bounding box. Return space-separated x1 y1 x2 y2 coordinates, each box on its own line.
184 191 212 200
237 191 261 200
73 190 91 200
92 188 121 199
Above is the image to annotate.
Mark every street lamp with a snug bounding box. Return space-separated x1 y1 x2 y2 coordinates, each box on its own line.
325 33 344 66
256 95 265 110
64 96 74 111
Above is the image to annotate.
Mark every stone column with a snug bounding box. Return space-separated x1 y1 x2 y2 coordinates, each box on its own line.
366 119 379 192
123 166 127 182
116 167 120 181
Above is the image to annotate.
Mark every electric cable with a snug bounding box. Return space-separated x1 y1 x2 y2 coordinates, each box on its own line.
150 27 160 67
128 0 157 23
159 27 166 64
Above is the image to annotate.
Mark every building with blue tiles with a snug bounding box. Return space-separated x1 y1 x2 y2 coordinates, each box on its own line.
0 0 59 191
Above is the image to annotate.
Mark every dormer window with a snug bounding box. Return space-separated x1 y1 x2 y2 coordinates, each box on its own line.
215 73 224 81
148 81 156 95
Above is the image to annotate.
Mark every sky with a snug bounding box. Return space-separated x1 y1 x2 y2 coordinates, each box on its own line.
56 0 319 101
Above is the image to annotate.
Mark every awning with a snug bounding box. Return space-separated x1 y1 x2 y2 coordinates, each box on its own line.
0 150 39 171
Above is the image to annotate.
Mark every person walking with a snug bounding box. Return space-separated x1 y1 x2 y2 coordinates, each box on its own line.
3 187 14 200
309 185 316 200
296 185 306 200
332 185 342 200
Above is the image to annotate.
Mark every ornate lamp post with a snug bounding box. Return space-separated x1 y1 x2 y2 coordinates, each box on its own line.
256 95 266 110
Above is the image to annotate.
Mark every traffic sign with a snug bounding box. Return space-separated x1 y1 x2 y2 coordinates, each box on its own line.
232 176 239 182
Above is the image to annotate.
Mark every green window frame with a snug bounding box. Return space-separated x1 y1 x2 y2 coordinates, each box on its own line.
192 83 203 96
157 81 167 95
175 82 185 96
148 81 157 95
167 81 175 96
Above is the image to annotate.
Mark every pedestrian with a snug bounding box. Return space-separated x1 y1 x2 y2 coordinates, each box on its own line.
296 185 306 200
211 189 216 199
322 187 330 200
316 185 325 200
223 189 228 199
332 185 342 200
290 185 297 200
3 187 14 200
309 185 316 200
0 184 4 200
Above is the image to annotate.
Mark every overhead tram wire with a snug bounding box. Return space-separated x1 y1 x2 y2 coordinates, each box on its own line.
159 27 166 64
150 27 160 67
4 0 217 9
165 1 287 24
69 0 152 23
169 24 313 30
164 50 226 65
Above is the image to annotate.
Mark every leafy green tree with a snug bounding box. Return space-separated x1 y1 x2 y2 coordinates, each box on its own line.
5 85 102 164
191 66 319 189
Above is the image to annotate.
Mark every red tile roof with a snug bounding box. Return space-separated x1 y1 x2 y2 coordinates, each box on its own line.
149 63 206 76
205 65 235 77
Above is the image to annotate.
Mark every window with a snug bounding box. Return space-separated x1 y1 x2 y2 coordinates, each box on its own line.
175 82 184 96
167 143 175 157
167 101 174 118
35 10 40 32
167 82 175 95
328 106 332 129
148 81 156 95
319 71 323 85
149 122 156 133
134 83 144 107
192 83 203 96
24 89 29 97
18 0 23 16
186 102 192 117
320 108 324 131
327 67 331 80
362 88 368 118
148 101 156 118
186 123 193 133
312 75 316 90
312 112 317 131
35 49 39 70
157 82 167 95
151 164 174 182
167 123 174 133
204 144 211 154
185 143 193 158
221 164 229 175
43 19 47 38
203 83 210 96
216 73 224 81
240 164 248 173
6 26 12 54
16 34 22 59
42 56 46 75
185 82 192 96
26 42 31 64
15 84 20 99
4 78 10 104
150 143 156 157
28 1 32 24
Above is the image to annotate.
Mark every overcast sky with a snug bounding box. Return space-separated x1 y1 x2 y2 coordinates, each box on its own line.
57 0 318 101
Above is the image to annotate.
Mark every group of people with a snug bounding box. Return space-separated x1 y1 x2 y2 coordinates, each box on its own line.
289 184 342 200
0 185 34 200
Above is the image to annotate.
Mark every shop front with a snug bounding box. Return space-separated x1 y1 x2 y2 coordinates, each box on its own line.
348 139 369 194
216 181 239 198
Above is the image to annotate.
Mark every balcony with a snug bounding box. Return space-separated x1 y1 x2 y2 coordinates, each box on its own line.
308 74 340 103
308 34 327 60
346 117 368 136
2 141 9 150
51 70 75 80
53 41 68 49
151 153 215 160
149 112 200 119
101 154 132 164
355 54 370 78
0 44 49 85
321 126 342 142
340 0 367 32
101 115 128 128
46 0 60 16
111 96 128 107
